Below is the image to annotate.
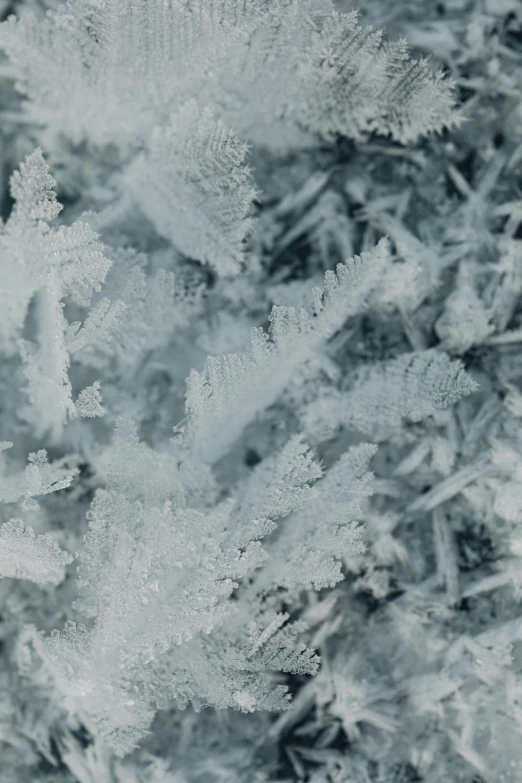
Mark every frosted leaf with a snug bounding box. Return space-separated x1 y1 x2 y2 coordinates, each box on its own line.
51 220 112 308
247 612 290 658
9 148 61 223
232 435 323 534
17 277 75 439
257 443 375 592
0 518 72 584
77 253 188 372
303 350 478 439
183 239 389 462
226 436 323 550
311 237 391 335
0 150 112 435
0 448 77 505
127 103 257 275
2 150 110 323
292 13 460 144
246 615 320 675
66 297 127 357
104 418 216 509
75 381 105 418
145 631 293 716
183 309 312 463
324 443 378 498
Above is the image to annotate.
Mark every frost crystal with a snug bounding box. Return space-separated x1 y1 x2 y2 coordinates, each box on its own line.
304 350 478 438
0 519 72 584
183 238 390 462
0 149 112 437
127 102 257 274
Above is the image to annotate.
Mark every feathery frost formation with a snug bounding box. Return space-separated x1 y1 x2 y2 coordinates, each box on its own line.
1 149 111 438
0 0 458 275
184 238 391 462
0 0 521 781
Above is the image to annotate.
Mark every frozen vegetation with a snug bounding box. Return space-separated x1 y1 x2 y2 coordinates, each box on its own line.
0 1 521 781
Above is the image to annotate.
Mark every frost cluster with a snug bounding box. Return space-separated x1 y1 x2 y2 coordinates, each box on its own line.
0 1 521 782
